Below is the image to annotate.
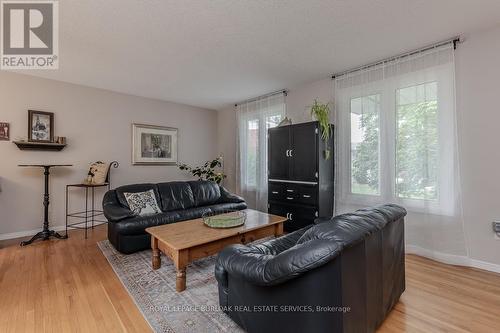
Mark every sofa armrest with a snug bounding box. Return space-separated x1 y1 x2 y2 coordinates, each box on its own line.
215 227 311 288
103 190 135 222
218 186 245 204
215 235 340 287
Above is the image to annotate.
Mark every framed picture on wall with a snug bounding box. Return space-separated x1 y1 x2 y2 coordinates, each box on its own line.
132 123 178 165
28 110 54 143
0 122 9 141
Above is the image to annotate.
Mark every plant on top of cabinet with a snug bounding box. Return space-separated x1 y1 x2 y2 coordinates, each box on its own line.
310 99 332 159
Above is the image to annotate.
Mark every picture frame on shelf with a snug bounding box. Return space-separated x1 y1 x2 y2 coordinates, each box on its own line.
0 122 9 141
28 110 54 143
132 123 178 165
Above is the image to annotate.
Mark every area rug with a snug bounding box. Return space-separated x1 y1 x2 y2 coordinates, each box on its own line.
98 240 244 333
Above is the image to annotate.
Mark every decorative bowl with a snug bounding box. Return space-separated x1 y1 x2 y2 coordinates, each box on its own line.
202 210 247 229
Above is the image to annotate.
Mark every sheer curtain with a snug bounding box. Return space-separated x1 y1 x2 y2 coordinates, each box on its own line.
334 43 469 261
236 93 286 211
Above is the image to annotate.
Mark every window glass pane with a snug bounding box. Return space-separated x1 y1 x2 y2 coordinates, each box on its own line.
350 94 380 195
246 119 259 187
396 82 438 200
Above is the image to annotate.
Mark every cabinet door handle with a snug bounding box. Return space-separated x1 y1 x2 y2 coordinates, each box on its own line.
286 189 294 193
289 149 293 157
302 194 311 198
289 213 293 221
272 191 279 194
286 197 294 200
286 213 290 219
285 150 290 157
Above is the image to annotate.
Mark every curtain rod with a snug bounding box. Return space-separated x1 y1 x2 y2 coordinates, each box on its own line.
235 89 287 107
331 37 460 80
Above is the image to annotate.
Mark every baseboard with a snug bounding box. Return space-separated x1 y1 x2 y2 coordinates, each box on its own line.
406 244 500 274
0 222 107 241
0 225 64 241
469 259 500 274
405 245 470 266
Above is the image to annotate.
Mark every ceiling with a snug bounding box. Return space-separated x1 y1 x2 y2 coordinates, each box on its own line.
15 0 500 110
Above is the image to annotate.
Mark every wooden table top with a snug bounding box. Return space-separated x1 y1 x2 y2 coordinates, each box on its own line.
146 209 286 250
18 164 73 167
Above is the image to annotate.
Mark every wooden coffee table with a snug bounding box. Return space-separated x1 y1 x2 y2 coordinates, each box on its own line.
145 209 286 292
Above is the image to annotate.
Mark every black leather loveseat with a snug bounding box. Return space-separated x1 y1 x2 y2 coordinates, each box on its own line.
103 180 246 254
215 204 406 333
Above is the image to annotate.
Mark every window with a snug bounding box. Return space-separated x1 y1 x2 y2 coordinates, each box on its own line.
350 94 380 195
396 82 438 200
243 113 283 188
347 83 442 203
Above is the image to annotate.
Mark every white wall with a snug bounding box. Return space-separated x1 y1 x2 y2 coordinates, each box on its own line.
455 25 500 266
217 24 500 267
285 78 333 124
0 72 217 237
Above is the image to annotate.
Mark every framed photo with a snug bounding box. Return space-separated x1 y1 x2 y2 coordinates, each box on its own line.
132 124 178 165
0 122 9 141
28 110 54 143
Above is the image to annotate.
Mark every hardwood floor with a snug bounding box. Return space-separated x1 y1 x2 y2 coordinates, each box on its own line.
0 226 151 333
0 225 499 333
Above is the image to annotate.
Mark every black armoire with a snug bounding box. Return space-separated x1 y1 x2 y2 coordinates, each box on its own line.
267 121 334 232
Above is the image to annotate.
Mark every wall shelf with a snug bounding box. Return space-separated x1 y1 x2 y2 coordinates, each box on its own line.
13 141 67 151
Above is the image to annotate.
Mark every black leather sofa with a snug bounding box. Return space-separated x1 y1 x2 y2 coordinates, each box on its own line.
215 204 406 333
103 180 247 254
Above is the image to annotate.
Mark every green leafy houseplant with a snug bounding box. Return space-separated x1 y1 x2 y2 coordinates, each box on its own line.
310 99 332 159
178 156 227 184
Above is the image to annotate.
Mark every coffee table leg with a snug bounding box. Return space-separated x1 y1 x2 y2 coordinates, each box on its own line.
176 267 187 292
274 222 284 237
174 250 188 292
152 237 161 270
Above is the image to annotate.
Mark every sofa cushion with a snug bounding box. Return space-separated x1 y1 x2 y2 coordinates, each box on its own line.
188 181 221 206
115 183 160 209
205 202 247 214
111 211 181 235
171 206 212 222
157 181 195 211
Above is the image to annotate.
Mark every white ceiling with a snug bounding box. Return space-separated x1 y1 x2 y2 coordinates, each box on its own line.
17 0 500 110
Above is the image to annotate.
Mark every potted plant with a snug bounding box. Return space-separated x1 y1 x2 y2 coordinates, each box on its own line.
178 156 227 184
310 99 332 160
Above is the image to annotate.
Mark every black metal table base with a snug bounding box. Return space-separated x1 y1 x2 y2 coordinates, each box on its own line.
20 229 68 246
18 164 72 247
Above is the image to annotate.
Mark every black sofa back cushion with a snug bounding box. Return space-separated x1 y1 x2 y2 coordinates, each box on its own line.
115 183 160 209
157 181 195 211
188 181 221 207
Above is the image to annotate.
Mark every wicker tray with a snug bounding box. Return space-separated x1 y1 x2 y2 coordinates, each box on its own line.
202 210 247 229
